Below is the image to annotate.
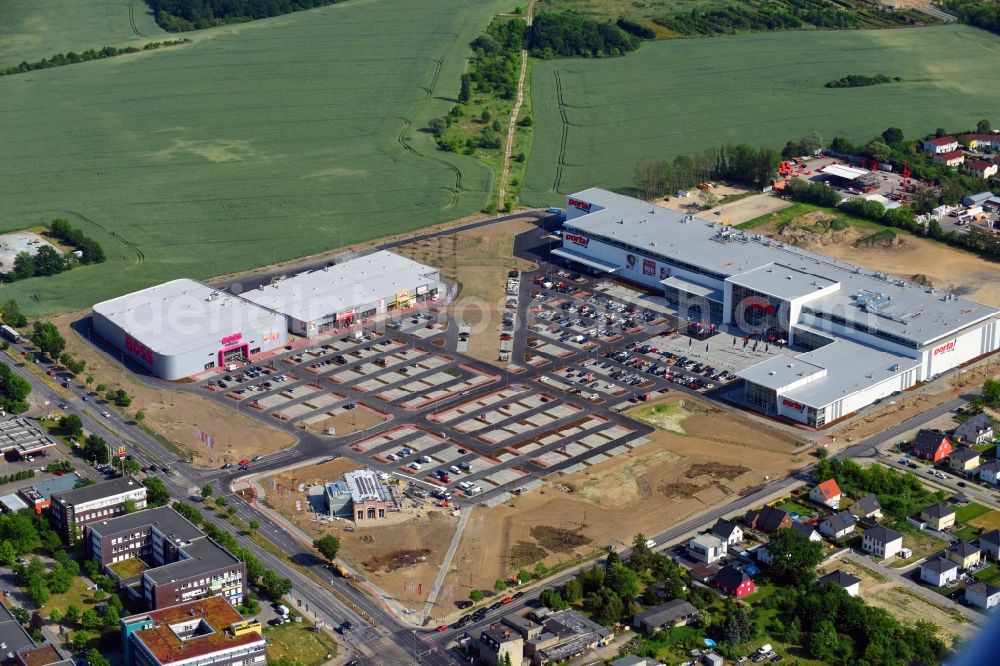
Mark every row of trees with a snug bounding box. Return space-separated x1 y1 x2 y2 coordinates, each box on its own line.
5 221 106 283
172 501 293 599
0 361 32 413
945 0 1000 34
825 73 900 88
655 0 914 37
0 41 189 77
151 0 346 31
634 143 781 199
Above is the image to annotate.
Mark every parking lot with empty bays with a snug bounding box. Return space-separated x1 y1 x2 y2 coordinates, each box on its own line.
522 25 1000 204
0 0 508 314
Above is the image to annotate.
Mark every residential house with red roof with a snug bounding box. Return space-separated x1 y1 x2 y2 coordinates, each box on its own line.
966 159 998 180
713 565 755 598
961 133 1000 150
809 478 842 509
933 150 965 168
922 136 959 153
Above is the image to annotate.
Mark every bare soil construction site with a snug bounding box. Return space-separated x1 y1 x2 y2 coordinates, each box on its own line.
443 394 801 602
259 458 459 609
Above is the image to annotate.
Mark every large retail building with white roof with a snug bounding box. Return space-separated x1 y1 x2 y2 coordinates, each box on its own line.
555 188 1000 426
92 251 441 380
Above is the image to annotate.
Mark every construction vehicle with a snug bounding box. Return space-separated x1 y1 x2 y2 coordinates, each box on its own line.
329 561 354 580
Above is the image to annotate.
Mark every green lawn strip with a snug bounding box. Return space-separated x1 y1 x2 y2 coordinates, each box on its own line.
955 503 992 524
888 521 948 568
973 562 1000 586
263 619 338 666
736 201 900 232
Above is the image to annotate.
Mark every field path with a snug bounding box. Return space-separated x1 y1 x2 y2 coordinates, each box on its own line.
496 0 535 209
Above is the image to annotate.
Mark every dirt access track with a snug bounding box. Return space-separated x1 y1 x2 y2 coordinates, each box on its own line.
444 394 802 605
52 312 296 467
394 217 537 364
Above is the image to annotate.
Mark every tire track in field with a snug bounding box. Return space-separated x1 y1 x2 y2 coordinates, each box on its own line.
423 58 443 99
59 209 145 269
128 0 145 38
552 69 569 193
396 119 461 209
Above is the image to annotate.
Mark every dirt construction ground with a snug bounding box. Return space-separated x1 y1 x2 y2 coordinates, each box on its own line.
821 560 974 645
395 218 537 364
51 312 296 467
752 214 1000 309
260 458 458 610
444 395 802 607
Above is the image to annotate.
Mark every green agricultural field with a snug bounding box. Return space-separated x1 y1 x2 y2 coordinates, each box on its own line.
0 0 166 65
522 25 1000 206
0 0 508 314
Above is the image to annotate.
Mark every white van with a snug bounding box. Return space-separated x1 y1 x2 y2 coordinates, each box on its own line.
276 605 290 617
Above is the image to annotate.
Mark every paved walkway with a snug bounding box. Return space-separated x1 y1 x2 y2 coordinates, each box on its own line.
840 550 984 624
422 506 473 623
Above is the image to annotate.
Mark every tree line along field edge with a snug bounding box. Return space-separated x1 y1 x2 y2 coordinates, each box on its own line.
520 24 1000 205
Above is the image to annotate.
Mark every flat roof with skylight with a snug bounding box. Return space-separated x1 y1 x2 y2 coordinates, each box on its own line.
239 250 439 324
564 188 998 347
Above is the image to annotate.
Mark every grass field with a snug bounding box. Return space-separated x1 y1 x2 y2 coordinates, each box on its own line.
0 0 166 65
521 25 1000 205
0 0 507 315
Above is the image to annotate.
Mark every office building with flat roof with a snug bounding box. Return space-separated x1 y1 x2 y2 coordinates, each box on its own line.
120 596 265 666
88 506 245 610
50 476 147 545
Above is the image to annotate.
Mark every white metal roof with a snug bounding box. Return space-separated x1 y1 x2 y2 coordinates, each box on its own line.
738 338 920 408
727 263 838 301
239 251 439 324
821 164 870 180
93 279 285 355
564 188 998 347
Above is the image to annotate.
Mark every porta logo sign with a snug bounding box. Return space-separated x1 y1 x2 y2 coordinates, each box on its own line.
932 339 956 356
563 233 589 247
221 332 243 347
567 197 591 212
124 334 153 366
782 398 805 412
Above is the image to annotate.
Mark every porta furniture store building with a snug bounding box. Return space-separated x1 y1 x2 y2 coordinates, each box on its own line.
554 188 1000 426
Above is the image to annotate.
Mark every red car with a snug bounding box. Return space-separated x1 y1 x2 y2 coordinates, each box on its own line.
436 625 448 632
501 596 513 605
